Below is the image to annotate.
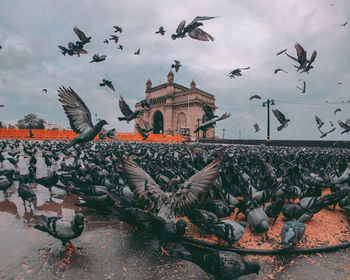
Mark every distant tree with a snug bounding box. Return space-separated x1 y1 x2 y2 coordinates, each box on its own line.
17 114 45 129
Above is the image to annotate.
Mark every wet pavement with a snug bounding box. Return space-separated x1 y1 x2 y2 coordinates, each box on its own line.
1 142 350 280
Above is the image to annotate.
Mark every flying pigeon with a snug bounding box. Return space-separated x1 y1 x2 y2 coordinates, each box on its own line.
109 35 119 44
42 89 47 93
334 108 342 115
73 26 91 45
338 119 350 134
113 26 123 33
118 45 123 50
202 104 217 123
58 86 108 150
341 22 348 26
99 79 115 92
317 126 336 138
0 104 5 108
285 43 316 72
296 81 306 93
103 39 109 44
58 45 76 56
329 121 334 127
171 60 182 72
195 113 231 135
253 123 260 132
338 82 343 85
140 99 151 109
276 48 287 56
315 116 324 129
274 68 288 74
135 122 152 140
249 94 261 100
272 109 290 131
228 67 250 79
155 26 165 35
134 48 140 55
34 214 86 251
299 50 317 74
118 95 141 123
171 16 219 41
89 54 107 63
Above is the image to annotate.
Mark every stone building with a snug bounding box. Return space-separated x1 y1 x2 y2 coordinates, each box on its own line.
134 70 216 138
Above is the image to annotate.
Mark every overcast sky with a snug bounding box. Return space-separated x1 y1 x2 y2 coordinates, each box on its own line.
0 0 349 140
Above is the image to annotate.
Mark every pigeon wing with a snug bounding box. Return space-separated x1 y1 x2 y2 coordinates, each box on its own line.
295 43 307 62
58 86 94 134
119 95 134 118
135 123 147 139
315 116 322 126
171 157 222 216
122 157 165 211
54 218 76 239
73 26 88 41
284 52 298 62
338 120 349 129
188 28 214 41
273 109 286 124
107 83 115 92
189 16 218 25
176 20 186 34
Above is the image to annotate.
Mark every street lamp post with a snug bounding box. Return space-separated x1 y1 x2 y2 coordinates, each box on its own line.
197 118 201 138
262 99 275 142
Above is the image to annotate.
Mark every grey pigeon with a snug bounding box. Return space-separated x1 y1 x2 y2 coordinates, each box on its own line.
228 67 250 79
212 220 246 244
171 60 182 72
174 244 260 280
155 26 165 35
249 94 261 100
109 35 119 44
280 214 309 247
18 181 36 208
34 214 86 250
315 116 324 129
247 207 269 233
171 16 219 41
89 54 107 63
113 26 122 33
296 81 306 93
274 68 288 74
118 95 141 123
273 109 290 131
338 119 350 134
58 86 108 150
99 79 115 91
253 123 260 132
276 48 287 55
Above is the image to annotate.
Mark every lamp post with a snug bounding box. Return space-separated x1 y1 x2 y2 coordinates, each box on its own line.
262 99 275 142
197 118 201 138
222 126 226 139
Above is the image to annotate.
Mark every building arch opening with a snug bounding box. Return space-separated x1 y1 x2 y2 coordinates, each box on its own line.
153 111 164 134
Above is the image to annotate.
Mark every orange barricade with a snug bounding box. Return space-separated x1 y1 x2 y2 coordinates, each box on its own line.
0 128 182 143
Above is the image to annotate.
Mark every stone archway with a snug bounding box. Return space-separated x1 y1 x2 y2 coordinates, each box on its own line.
153 111 164 134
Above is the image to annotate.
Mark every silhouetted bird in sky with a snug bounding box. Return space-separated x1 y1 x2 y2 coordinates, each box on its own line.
103 39 108 44
318 126 336 138
58 86 108 150
300 50 317 74
118 45 123 50
228 67 250 79
274 68 288 74
134 48 140 55
34 214 86 251
296 81 306 93
340 22 348 26
99 79 115 92
73 26 91 46
285 43 316 73
171 60 182 72
109 35 119 44
315 116 324 129
113 26 122 33
90 54 107 63
249 94 261 100
253 123 260 132
155 26 165 35
42 89 47 93
276 48 287 55
118 95 141 123
338 119 350 134
334 108 342 115
172 16 219 41
0 104 5 108
135 122 152 140
195 113 231 134
202 104 217 123
273 109 290 131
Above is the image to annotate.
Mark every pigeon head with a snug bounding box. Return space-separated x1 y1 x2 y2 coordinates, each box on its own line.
176 219 188 236
73 213 86 228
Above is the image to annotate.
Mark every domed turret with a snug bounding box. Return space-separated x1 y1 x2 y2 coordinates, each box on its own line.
167 70 174 83
190 79 196 89
146 78 152 90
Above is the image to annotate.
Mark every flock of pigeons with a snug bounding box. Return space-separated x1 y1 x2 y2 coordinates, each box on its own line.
1 139 350 279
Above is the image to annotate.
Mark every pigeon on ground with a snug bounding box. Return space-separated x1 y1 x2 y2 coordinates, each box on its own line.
212 220 246 244
188 209 219 232
338 119 350 134
156 26 165 35
249 94 261 101
276 49 287 55
274 68 288 74
58 86 108 150
0 170 15 195
272 109 290 131
113 26 122 33
296 81 306 93
174 244 260 280
334 108 342 115
118 95 141 123
89 54 107 63
134 48 140 55
171 60 182 72
35 172 59 195
18 181 36 208
315 116 324 129
34 214 86 251
280 214 309 248
171 16 218 41
253 123 260 132
99 79 115 91
109 35 119 44
228 67 250 79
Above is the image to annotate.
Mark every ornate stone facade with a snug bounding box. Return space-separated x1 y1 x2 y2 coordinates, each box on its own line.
134 70 216 138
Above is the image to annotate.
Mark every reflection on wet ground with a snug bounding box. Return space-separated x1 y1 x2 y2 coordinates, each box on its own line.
0 143 350 280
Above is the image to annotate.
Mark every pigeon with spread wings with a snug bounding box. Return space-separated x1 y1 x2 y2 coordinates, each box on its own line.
171 60 182 72
58 86 108 150
156 26 165 35
296 81 306 93
171 16 218 41
202 104 217 123
338 119 350 134
315 116 324 129
90 54 107 63
99 79 115 92
253 123 260 133
334 108 342 115
249 94 261 101
272 109 290 131
118 95 141 123
300 50 317 74
317 126 336 138
195 113 231 135
228 67 251 79
73 26 91 46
